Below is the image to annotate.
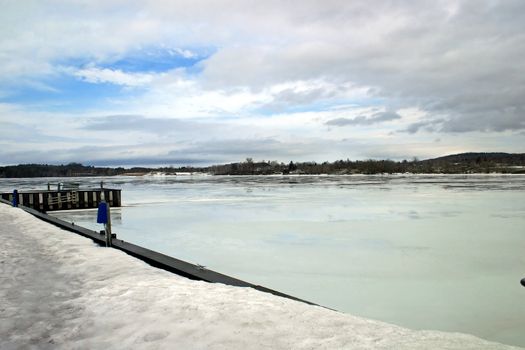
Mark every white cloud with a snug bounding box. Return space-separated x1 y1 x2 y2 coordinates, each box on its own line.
73 67 154 86
169 48 197 59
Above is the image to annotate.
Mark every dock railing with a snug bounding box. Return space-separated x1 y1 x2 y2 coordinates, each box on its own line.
47 182 80 191
47 191 79 206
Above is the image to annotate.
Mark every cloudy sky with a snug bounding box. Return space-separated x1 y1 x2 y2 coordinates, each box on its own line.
1 0 524 166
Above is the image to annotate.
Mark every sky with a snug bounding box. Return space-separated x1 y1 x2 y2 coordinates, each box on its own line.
0 0 524 167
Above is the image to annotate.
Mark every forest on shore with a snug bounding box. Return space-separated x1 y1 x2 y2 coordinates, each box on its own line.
1 152 524 178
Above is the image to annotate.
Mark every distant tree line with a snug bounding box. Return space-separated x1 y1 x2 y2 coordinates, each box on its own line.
0 163 127 178
1 153 524 178
205 153 525 175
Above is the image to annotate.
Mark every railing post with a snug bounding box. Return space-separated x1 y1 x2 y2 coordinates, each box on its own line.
97 200 112 247
106 203 112 247
12 189 18 207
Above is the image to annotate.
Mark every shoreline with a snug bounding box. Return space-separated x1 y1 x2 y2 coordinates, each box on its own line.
2 172 525 182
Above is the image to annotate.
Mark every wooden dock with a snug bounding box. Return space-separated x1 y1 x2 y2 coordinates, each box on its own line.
1 186 121 212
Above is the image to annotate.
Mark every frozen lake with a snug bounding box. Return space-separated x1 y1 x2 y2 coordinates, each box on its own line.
2 174 525 347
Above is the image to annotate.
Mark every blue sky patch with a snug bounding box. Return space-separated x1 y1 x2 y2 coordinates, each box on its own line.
1 74 138 113
104 47 210 73
57 46 213 74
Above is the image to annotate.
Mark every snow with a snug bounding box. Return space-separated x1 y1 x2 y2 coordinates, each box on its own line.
0 203 521 350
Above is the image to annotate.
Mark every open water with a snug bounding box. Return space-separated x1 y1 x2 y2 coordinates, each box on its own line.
2 174 525 347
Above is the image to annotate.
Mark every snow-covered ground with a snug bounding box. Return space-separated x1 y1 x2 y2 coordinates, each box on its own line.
0 204 521 350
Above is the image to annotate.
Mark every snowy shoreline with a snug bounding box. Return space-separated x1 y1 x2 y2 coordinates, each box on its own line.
0 203 521 349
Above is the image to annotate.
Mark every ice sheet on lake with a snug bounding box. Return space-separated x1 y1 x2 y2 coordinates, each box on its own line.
0 204 521 349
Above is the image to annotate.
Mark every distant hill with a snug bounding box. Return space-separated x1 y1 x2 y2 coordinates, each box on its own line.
417 152 525 173
426 152 525 164
0 152 524 178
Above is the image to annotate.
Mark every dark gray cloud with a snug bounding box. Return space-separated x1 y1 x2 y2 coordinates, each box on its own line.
82 115 217 135
326 111 401 127
402 108 525 134
1 137 358 166
87 157 210 167
402 119 445 134
0 121 83 143
1 144 212 167
79 114 253 146
167 138 330 162
260 86 339 112
440 108 525 133
169 138 284 158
